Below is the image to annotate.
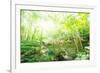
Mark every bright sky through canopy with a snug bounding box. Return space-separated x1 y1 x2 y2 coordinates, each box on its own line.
38 19 57 36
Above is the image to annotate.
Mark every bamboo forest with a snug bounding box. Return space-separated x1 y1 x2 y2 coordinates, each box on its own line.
20 10 90 63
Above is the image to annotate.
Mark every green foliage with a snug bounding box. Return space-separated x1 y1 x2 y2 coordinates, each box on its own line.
20 10 90 63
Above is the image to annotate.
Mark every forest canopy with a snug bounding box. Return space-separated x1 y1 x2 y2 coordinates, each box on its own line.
20 10 90 63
